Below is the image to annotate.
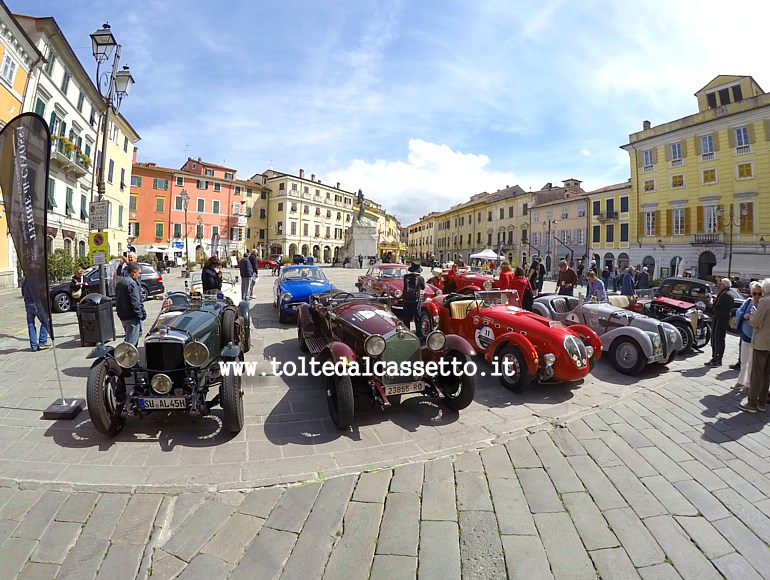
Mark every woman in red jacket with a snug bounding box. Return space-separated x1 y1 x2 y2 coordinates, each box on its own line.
507 266 535 310
445 264 459 293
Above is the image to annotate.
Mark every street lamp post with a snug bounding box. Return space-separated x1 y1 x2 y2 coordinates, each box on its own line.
545 219 557 278
180 189 190 273
90 23 135 295
716 203 747 279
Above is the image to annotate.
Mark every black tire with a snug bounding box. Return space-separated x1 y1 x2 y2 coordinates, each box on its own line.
672 322 695 354
327 373 354 429
297 318 309 352
438 351 475 411
220 370 244 433
222 307 237 346
496 344 532 392
278 308 290 324
140 284 149 302
419 311 435 336
264 263 271 269
610 337 646 375
699 323 711 348
52 292 71 313
86 359 126 436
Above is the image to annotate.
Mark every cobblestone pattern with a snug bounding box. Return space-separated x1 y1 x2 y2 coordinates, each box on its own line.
2 376 770 578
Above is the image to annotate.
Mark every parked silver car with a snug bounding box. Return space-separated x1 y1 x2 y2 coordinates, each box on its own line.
533 295 683 375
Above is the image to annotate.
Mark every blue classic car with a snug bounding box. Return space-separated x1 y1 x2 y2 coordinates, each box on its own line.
274 265 334 323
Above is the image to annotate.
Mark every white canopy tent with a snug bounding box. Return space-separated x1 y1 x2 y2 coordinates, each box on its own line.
469 248 502 260
712 254 769 280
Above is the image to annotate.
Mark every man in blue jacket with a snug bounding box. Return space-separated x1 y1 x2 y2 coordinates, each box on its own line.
620 267 636 297
115 262 146 346
239 254 254 301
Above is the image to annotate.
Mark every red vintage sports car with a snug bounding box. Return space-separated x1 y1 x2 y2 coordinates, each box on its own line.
356 264 441 308
257 258 279 269
428 269 502 295
420 290 602 391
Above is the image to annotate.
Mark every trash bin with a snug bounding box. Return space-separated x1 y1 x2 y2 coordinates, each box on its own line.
77 293 116 346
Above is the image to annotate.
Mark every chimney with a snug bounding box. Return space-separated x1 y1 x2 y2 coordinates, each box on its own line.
311 173 315 181
197 157 202 162
336 182 340 189
643 120 651 130
299 169 305 179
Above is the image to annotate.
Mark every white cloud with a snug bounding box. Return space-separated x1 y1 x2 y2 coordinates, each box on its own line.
580 148 591 157
327 139 519 225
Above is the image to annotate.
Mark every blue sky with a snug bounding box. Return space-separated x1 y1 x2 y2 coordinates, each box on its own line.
12 1 770 225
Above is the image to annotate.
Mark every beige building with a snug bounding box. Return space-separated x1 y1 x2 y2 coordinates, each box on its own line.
585 181 632 275
407 212 439 261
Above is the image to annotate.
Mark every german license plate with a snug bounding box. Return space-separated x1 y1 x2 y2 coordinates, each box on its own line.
384 382 424 396
139 397 187 410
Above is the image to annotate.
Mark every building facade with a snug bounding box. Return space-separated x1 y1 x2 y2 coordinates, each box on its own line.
585 181 633 276
0 2 41 287
622 75 770 280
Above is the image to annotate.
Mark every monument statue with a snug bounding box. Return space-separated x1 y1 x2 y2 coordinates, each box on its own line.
356 189 365 221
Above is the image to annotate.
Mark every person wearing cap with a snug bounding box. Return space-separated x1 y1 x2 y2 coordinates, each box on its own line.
401 261 426 340
706 278 735 367
636 266 650 290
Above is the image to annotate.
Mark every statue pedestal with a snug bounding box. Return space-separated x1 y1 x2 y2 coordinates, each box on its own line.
341 221 377 264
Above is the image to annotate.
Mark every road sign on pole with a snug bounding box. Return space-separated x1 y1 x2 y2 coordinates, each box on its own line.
89 232 109 265
89 201 110 230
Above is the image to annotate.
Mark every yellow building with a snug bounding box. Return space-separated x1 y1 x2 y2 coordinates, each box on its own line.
407 212 440 261
585 180 633 275
0 3 42 288
622 75 770 280
242 174 270 258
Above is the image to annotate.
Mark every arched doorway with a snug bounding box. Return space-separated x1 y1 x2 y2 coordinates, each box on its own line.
288 243 298 256
333 247 340 263
301 244 309 256
618 253 630 270
698 251 716 279
312 245 320 259
270 244 282 256
63 238 72 256
323 246 331 263
642 255 655 278
670 256 682 278
603 252 615 271
78 240 86 257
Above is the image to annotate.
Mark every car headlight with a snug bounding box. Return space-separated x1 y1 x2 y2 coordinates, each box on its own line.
364 335 386 357
184 341 209 367
426 331 446 352
483 280 493 290
543 353 556 367
394 290 402 298
652 334 661 347
435 289 442 296
114 342 139 368
150 373 173 395
695 301 706 311
585 345 594 358
281 292 292 302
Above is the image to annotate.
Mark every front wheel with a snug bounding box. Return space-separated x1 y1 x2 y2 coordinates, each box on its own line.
327 374 354 429
419 311 435 336
438 352 475 411
86 359 126 436
222 307 237 346
496 345 532 392
610 337 646 375
220 370 244 433
52 292 72 313
140 284 149 302
673 323 695 354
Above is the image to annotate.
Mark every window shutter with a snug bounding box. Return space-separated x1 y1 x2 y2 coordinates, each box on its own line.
680 139 687 157
666 209 673 236
696 206 704 233
764 119 770 141
728 128 736 148
636 150 644 166
651 147 658 164
49 111 57 131
664 145 671 162
712 132 720 151
740 202 754 234
59 121 66 137
748 123 756 143
694 136 702 155
717 211 724 232
135 223 140 237
34 99 46 116
684 207 691 235
654 210 660 236
638 212 644 235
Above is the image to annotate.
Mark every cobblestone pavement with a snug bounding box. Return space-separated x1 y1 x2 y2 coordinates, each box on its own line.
2 266 767 578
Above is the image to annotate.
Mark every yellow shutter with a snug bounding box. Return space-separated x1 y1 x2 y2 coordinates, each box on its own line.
712 132 720 151
664 144 671 162
697 206 704 233
666 209 673 236
684 207 691 235
694 136 702 155
638 212 644 236
728 128 736 148
764 119 770 141
681 139 687 157
748 123 756 143
651 147 658 164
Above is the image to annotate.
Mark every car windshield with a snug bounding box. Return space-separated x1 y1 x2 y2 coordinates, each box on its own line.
380 267 408 279
473 289 519 308
282 268 327 281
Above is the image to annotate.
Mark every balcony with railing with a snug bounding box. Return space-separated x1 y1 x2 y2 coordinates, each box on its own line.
50 139 90 178
596 211 618 222
691 232 724 245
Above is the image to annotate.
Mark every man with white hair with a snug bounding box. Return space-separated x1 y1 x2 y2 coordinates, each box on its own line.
706 278 734 367
636 266 650 290
739 278 770 413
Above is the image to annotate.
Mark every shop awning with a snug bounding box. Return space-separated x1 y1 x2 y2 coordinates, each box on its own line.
713 253 769 279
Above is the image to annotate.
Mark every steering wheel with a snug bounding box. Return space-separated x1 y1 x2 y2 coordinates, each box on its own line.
330 291 355 303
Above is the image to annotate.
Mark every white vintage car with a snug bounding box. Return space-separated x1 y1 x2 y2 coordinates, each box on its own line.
533 295 683 375
188 271 242 304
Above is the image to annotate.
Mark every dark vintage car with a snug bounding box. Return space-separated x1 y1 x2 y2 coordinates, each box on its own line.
50 263 165 313
421 290 602 391
654 277 745 331
274 265 335 323
427 269 502 295
85 291 251 436
533 295 682 375
356 264 441 308
623 295 711 353
296 291 476 429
